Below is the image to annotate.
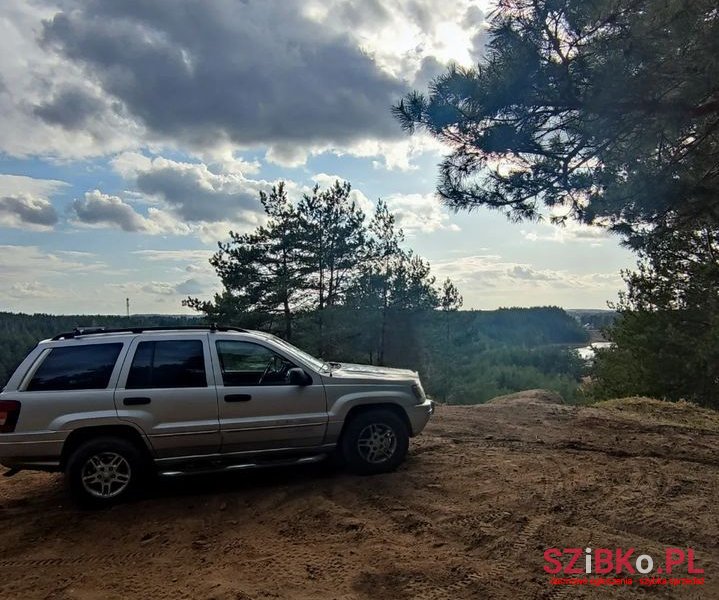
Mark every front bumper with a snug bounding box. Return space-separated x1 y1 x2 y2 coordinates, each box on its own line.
406 398 434 436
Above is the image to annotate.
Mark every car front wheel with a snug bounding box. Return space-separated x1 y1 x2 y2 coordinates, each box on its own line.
341 409 409 475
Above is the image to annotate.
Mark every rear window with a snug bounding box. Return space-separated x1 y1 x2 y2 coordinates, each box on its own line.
126 340 207 389
27 343 123 391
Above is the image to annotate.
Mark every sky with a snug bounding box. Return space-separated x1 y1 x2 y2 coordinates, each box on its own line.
0 0 635 315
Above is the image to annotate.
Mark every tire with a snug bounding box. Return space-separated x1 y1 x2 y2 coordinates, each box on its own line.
341 409 409 475
65 436 147 508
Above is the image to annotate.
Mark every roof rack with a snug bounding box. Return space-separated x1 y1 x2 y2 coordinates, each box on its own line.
51 324 248 341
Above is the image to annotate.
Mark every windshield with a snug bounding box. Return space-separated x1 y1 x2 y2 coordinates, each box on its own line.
264 335 327 372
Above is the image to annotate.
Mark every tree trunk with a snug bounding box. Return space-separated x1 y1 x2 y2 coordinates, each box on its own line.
283 298 292 341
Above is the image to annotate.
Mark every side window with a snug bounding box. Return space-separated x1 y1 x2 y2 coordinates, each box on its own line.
126 340 207 389
216 341 296 386
27 343 123 391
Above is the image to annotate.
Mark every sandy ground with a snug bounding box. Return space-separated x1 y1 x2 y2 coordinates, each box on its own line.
1 391 718 599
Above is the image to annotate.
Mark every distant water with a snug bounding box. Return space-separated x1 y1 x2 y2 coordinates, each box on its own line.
576 342 613 360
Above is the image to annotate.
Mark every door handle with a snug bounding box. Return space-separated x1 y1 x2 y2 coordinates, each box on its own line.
124 396 151 406
225 394 252 402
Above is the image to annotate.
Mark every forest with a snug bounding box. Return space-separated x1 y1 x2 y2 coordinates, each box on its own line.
0 307 588 404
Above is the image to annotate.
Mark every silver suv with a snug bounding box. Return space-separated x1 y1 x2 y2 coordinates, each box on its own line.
0 325 433 506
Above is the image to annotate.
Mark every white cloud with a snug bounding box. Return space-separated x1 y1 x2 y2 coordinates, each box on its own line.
431 253 623 308
385 193 460 234
265 145 311 168
5 280 59 299
0 245 105 276
0 174 68 197
521 221 609 245
0 245 108 309
113 153 270 227
0 4 142 159
310 173 375 216
109 275 218 304
132 249 215 277
310 173 347 187
132 250 214 263
301 0 489 82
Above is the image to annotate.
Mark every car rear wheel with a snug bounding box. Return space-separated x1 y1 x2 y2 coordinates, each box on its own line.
341 409 409 475
65 436 147 508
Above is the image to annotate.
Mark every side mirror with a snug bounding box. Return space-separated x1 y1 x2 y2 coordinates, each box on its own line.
287 368 312 386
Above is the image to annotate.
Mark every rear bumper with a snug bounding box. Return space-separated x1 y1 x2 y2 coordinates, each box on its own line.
0 432 66 471
406 399 434 436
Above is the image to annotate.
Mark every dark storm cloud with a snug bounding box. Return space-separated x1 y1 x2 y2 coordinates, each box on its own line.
40 0 407 149
33 87 105 130
0 195 59 227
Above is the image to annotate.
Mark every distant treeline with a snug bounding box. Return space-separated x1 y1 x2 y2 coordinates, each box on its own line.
0 313 201 387
568 310 618 330
0 307 588 403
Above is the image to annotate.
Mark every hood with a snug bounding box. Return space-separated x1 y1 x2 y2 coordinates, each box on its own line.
323 362 418 384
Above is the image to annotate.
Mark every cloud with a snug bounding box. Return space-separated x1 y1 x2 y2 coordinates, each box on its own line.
0 195 58 229
111 276 216 301
113 153 269 227
0 4 142 158
0 174 68 197
0 244 106 280
432 254 622 293
33 86 107 130
132 249 215 277
521 222 609 245
385 193 460 234
5 280 59 299
0 174 67 230
40 1 405 154
71 189 154 232
174 278 206 295
310 173 374 215
0 1 486 171
303 0 487 82
132 250 214 263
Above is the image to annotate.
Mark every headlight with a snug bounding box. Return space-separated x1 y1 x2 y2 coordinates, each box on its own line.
411 382 425 403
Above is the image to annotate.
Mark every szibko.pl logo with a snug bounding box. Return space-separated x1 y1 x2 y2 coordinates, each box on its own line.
544 547 704 587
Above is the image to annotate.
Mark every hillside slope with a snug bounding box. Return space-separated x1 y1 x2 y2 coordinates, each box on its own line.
1 393 717 599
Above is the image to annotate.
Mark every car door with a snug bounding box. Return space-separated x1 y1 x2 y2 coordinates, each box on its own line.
212 337 327 453
114 334 220 458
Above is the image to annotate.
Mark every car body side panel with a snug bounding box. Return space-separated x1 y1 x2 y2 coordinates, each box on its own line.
211 335 328 452
113 333 221 458
0 338 134 468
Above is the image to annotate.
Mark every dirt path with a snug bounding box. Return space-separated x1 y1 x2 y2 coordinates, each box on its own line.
1 393 717 599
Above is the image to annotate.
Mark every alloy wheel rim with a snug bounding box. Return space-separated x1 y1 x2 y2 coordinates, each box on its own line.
357 423 397 464
81 452 132 498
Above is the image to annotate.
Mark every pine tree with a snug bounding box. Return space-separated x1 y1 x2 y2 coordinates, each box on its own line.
297 180 366 353
590 223 719 405
393 0 719 237
184 183 306 339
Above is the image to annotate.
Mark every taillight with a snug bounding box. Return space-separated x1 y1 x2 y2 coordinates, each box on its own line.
0 401 20 433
